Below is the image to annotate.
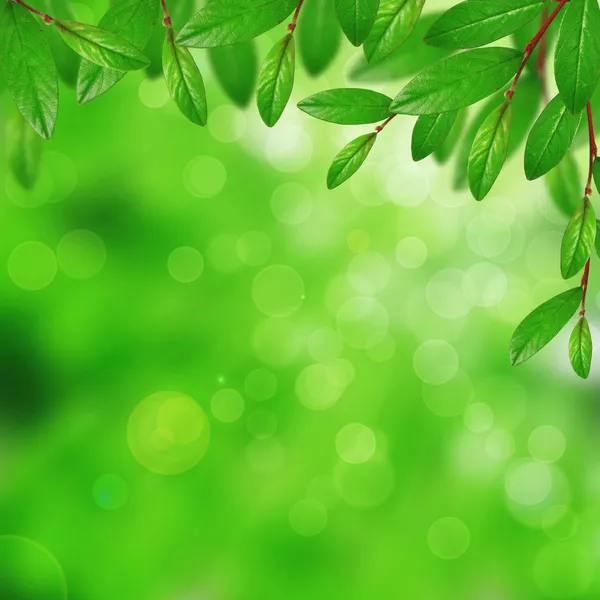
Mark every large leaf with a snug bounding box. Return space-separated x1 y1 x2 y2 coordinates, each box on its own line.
298 0 341 76
8 113 43 189
468 101 511 201
411 111 458 161
545 151 580 216
363 0 426 64
257 33 295 127
163 28 207 126
328 133 377 188
524 94 582 180
177 0 298 48
298 88 392 124
425 0 547 49
510 287 583 366
560 196 596 279
390 47 522 115
77 0 158 104
350 12 449 82
208 41 257 107
0 2 58 139
434 108 466 164
55 20 150 70
555 0 600 114
569 316 592 378
335 0 379 46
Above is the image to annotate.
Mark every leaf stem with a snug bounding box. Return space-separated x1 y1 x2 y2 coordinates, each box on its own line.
160 0 172 27
375 114 396 133
505 0 569 101
11 0 54 23
287 0 305 33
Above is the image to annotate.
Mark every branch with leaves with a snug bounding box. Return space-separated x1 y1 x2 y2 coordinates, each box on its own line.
3 0 600 378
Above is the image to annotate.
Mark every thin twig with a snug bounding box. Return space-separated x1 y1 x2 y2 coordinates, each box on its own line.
160 0 172 27
375 115 396 133
11 0 54 23
287 0 305 33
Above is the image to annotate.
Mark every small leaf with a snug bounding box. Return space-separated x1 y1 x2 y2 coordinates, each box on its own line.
8 113 43 189
77 0 158 104
0 2 58 140
468 101 511 201
525 95 582 180
434 109 466 164
163 28 207 126
425 0 548 49
298 88 392 124
177 0 298 48
335 0 379 46
411 111 458 161
561 197 596 279
55 20 151 70
390 47 522 115
208 41 258 107
257 33 295 127
595 220 600 258
510 286 583 366
569 316 592 378
545 151 580 216
327 133 377 189
555 0 600 114
592 157 600 194
298 0 341 76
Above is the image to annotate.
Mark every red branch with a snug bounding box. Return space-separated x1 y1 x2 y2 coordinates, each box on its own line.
160 0 172 27
11 0 53 22
287 0 305 33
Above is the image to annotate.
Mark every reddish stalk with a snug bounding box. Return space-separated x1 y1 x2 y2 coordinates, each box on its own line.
505 0 569 100
160 0 172 27
287 0 305 33
375 115 396 133
11 0 53 23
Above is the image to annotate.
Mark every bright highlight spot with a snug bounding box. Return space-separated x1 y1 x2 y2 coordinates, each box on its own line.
184 156 226 198
396 237 427 269
335 423 376 464
505 459 552 506
413 339 459 385
211 388 244 423
427 517 470 560
57 229 106 279
8 241 57 291
167 246 204 282
252 265 305 317
528 425 566 464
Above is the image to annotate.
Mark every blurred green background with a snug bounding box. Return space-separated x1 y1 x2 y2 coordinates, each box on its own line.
1 0 599 598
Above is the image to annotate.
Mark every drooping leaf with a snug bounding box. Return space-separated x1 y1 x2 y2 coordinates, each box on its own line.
569 316 592 378
8 113 43 189
524 94 582 180
350 12 449 83
434 109 466 164
208 41 258 107
507 74 541 158
545 151 580 216
177 0 298 48
363 0 426 64
390 47 522 115
510 286 583 366
298 88 392 124
411 111 458 161
0 2 58 140
298 0 341 76
592 157 600 194
595 220 600 258
327 133 377 188
163 28 207 126
257 33 295 127
45 0 79 87
555 0 600 114
77 0 158 104
425 0 547 49
560 196 596 279
335 0 379 46
468 101 511 201
55 20 151 70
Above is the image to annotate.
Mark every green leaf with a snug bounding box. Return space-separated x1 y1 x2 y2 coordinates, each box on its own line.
163 28 207 126
468 101 511 201
524 95 582 180
434 108 466 164
350 12 449 83
411 111 458 162
507 74 541 158
55 20 151 71
257 33 295 127
177 0 298 48
327 133 377 189
208 41 258 107
77 0 158 104
0 2 58 140
298 88 392 124
555 0 600 114
595 220 600 258
510 287 583 366
569 316 592 378
8 113 43 189
335 0 379 46
298 0 341 76
561 196 596 279
390 47 522 115
545 151 580 216
592 157 600 194
363 0 426 64
425 0 547 49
